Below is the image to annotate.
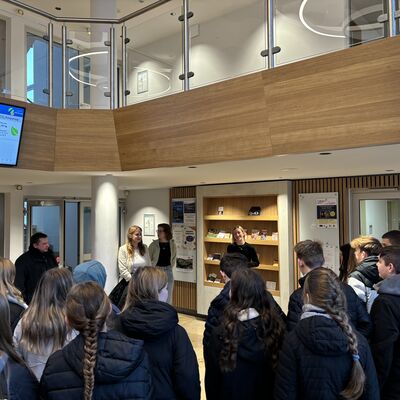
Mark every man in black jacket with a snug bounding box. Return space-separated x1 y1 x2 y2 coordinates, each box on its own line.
287 240 371 337
14 232 58 304
371 245 400 400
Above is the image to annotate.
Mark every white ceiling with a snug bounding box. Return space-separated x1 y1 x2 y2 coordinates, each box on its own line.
0 144 399 191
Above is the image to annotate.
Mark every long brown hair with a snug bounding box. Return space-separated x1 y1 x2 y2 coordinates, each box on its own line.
219 268 284 372
126 225 146 257
0 258 24 303
66 282 111 400
123 266 167 311
304 268 365 400
19 268 73 353
157 223 172 241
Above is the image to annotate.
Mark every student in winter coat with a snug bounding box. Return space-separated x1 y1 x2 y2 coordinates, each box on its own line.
275 268 379 400
287 240 371 337
115 266 200 400
206 268 285 400
40 282 153 400
0 258 27 332
13 268 77 381
348 235 382 312
226 225 260 267
0 294 38 400
14 232 58 304
370 246 400 399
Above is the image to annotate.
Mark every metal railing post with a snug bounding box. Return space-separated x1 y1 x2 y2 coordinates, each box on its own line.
48 22 53 107
121 24 128 107
61 25 67 109
109 25 117 109
388 0 398 36
267 0 275 68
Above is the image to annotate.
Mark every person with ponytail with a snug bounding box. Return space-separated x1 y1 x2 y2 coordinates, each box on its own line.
40 282 153 400
115 266 200 400
0 294 38 400
0 258 27 332
205 268 285 400
274 268 379 400
13 268 77 380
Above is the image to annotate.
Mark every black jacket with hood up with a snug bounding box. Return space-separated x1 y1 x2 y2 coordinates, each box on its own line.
205 316 276 400
40 330 153 400
371 273 400 399
286 271 371 337
275 314 379 400
115 300 200 400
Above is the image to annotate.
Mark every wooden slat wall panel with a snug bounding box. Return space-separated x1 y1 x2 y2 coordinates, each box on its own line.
170 187 197 312
292 174 400 284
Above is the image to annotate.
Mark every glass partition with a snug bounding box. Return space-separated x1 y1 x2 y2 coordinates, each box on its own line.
275 0 386 66
189 0 266 88
125 4 183 105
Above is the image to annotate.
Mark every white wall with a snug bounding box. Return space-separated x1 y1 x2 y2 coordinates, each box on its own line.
124 188 170 247
361 200 389 239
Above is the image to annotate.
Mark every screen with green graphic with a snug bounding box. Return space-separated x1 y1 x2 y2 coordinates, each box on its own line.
0 103 26 166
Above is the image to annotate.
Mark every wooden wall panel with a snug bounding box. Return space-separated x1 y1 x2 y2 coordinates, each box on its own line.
170 186 197 312
0 99 57 171
54 110 121 171
292 173 400 284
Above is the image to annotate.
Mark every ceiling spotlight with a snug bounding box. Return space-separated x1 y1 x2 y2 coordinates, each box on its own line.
16 8 24 15
385 169 395 172
55 6 62 11
319 152 332 156
188 166 197 169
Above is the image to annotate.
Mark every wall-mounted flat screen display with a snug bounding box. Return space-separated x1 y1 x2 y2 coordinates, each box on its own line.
0 103 25 166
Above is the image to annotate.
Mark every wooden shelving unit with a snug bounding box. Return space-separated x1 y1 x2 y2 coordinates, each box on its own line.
203 195 280 297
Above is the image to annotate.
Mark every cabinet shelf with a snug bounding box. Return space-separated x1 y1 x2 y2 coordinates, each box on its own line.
204 280 280 297
204 237 279 246
204 259 279 271
204 215 278 221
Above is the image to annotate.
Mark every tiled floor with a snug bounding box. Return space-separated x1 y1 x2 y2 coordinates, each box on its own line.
179 313 206 400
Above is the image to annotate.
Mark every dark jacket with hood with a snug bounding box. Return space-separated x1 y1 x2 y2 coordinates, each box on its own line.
286 272 371 337
15 246 58 304
0 354 39 400
371 273 400 399
115 300 200 400
40 330 153 400
7 295 27 332
275 314 379 400
205 316 276 400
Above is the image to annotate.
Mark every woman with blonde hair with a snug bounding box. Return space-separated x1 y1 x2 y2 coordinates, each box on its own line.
13 268 77 380
227 225 259 267
116 266 200 400
274 268 379 400
0 258 27 331
40 282 153 400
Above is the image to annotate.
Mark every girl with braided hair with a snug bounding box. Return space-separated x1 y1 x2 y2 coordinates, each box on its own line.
40 282 153 400
274 268 379 400
205 268 285 400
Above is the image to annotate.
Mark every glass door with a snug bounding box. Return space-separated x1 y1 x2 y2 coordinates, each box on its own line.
351 190 400 239
28 200 63 261
80 201 92 263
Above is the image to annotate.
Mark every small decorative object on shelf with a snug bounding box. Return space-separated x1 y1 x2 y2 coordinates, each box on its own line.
248 206 261 216
217 206 224 215
207 229 218 238
207 273 218 282
260 229 268 240
271 232 279 241
251 229 260 240
266 281 277 291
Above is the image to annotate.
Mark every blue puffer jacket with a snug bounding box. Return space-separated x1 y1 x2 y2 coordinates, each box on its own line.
40 330 153 400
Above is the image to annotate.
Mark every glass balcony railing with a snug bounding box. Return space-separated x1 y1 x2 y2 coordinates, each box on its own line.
0 0 398 109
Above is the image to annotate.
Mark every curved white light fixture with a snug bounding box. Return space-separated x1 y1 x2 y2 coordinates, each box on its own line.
299 0 346 38
68 51 108 87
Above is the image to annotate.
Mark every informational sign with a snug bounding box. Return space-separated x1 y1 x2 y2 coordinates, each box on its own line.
316 197 338 229
172 198 196 283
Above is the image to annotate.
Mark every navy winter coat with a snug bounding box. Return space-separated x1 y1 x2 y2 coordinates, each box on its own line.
40 330 153 400
275 315 379 400
287 271 371 337
116 299 200 400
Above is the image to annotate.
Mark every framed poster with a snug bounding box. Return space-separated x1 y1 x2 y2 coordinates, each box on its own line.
137 70 148 94
143 213 155 236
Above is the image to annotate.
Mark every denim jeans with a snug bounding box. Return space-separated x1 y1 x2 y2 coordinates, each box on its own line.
159 265 174 305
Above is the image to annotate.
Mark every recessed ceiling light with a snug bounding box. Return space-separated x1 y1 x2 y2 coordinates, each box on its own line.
55 6 61 11
275 154 288 158
188 166 197 169
170 12 176 16
280 167 298 172
385 169 395 172
319 152 332 155
26 181 33 184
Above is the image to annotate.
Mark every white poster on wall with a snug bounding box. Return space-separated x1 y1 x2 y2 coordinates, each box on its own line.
172 198 196 283
299 192 340 275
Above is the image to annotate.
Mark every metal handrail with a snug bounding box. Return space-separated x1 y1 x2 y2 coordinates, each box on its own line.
2 0 171 23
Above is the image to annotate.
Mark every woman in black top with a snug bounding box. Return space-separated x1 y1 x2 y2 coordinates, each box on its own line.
227 225 259 267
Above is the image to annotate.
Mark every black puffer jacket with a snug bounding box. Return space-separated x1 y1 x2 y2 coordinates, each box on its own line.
7 295 26 332
286 272 371 337
40 330 153 400
206 317 276 400
15 247 58 304
275 315 379 400
371 274 400 399
116 300 200 400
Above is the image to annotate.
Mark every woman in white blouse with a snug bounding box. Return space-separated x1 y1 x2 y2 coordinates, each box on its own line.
118 225 151 282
